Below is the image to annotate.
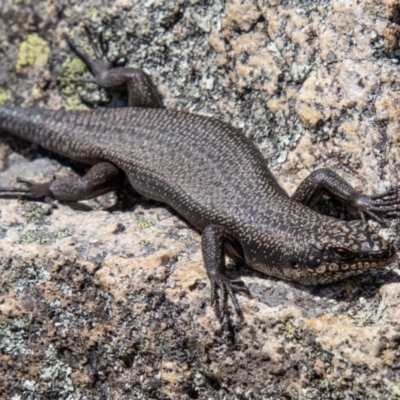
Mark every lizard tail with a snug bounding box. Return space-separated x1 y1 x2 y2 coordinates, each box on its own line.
0 105 58 145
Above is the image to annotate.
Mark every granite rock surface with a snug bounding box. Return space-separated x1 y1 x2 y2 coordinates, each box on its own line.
0 0 399 399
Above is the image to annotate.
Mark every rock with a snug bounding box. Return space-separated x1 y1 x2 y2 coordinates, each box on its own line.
0 0 399 398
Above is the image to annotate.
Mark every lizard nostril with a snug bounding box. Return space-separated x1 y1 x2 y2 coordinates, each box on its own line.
390 245 396 259
384 245 396 262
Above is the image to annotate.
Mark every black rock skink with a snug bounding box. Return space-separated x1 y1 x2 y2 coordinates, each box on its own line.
0 35 398 318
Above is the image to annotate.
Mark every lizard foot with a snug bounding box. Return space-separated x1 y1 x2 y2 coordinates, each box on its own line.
65 26 163 108
65 27 124 86
210 274 250 321
0 177 54 201
354 189 400 225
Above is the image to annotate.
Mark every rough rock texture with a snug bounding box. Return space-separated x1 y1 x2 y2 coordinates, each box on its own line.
0 0 399 399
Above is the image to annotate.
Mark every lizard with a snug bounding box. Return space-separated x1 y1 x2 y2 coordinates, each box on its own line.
0 32 398 318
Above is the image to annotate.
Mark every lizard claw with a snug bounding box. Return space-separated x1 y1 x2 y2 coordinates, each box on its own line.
0 177 54 200
354 189 400 226
210 274 249 320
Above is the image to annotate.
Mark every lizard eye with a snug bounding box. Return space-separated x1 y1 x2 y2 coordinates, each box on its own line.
333 248 354 261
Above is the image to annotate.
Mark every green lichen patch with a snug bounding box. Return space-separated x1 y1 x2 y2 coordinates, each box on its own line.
57 54 93 110
138 221 152 229
139 239 150 246
24 204 51 223
86 7 100 18
0 89 7 104
139 338 151 353
57 57 87 90
19 227 73 245
65 94 90 111
365 6 376 16
16 34 50 72
285 320 296 340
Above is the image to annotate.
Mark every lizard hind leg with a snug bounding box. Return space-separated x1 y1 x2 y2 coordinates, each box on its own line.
291 168 400 226
65 28 163 108
0 162 125 203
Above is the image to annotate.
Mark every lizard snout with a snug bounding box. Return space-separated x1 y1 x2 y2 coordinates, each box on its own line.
381 243 396 264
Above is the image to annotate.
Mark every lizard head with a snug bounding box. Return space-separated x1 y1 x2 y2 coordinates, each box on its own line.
284 219 396 285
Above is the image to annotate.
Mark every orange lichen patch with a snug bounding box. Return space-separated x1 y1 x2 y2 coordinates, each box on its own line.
222 0 261 32
94 252 174 302
174 263 204 291
314 358 326 376
160 360 192 398
307 314 397 369
296 58 388 129
261 338 286 365
266 16 281 40
0 291 30 319
227 32 283 95
165 249 206 308
319 28 339 61
266 97 289 115
0 202 25 226
217 54 228 66
379 284 400 323
0 353 13 362
209 27 225 54
295 102 323 128
375 94 400 123
230 32 268 55
338 120 360 141
71 370 93 387
295 69 331 127
337 60 378 111
36 281 61 303
78 260 98 275
79 319 119 348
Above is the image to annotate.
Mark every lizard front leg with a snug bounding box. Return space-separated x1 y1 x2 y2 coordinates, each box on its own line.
0 162 124 202
66 30 163 109
202 225 250 320
291 168 400 225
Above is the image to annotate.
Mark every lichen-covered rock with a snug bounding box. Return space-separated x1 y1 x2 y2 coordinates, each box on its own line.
0 0 399 399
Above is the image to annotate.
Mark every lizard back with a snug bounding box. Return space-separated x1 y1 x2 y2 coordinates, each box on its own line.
0 106 303 232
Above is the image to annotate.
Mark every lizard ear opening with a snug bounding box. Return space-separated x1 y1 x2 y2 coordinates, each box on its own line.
290 261 300 269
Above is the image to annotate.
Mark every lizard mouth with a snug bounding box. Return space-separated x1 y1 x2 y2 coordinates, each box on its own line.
298 244 396 277
374 245 396 267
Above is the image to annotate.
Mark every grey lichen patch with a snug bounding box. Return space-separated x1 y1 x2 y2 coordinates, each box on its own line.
15 34 50 73
39 345 74 396
19 227 72 244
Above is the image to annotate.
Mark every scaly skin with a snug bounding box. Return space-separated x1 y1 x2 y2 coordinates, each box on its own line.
0 33 398 318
